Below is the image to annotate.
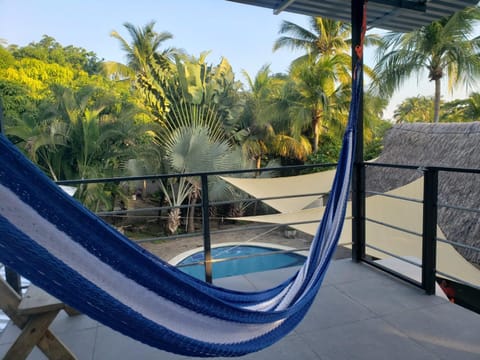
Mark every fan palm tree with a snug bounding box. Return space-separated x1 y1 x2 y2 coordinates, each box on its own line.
373 7 480 123
156 101 241 233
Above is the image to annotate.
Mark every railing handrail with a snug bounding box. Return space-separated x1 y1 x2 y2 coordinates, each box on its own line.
366 162 480 174
56 163 338 186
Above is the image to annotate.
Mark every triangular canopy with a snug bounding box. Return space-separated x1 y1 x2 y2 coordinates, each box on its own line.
229 178 480 288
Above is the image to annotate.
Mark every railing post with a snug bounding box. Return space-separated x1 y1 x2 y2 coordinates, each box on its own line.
422 168 438 295
351 0 366 262
200 174 213 284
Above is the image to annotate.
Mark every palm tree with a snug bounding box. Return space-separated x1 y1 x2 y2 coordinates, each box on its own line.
272 15 379 153
282 56 351 153
463 92 480 119
45 85 149 209
111 21 176 123
374 7 480 123
440 92 480 122
273 17 351 65
6 114 69 180
393 96 435 123
240 66 312 167
156 101 241 233
111 21 174 73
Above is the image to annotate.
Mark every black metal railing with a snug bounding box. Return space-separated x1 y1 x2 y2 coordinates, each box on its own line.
4 162 479 301
360 162 480 297
55 163 331 283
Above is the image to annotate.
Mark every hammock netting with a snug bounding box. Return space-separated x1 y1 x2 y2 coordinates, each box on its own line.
0 62 361 357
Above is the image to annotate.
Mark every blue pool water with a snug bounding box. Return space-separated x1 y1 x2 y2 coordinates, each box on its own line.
177 245 306 280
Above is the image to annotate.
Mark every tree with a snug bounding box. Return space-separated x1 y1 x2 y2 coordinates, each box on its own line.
440 92 480 122
465 92 480 119
394 96 435 123
10 35 103 74
373 7 480 123
111 22 174 73
273 17 351 65
156 102 241 233
167 53 244 138
283 55 351 153
111 21 176 123
240 66 311 167
272 15 380 153
0 79 37 127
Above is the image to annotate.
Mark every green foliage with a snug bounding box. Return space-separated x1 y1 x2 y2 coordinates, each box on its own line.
0 46 15 68
373 6 480 123
394 93 480 124
364 120 392 160
0 57 91 100
239 66 312 166
0 79 37 126
167 54 244 137
305 133 341 166
273 17 351 66
440 93 480 122
394 96 435 123
10 35 103 74
111 22 176 124
283 55 351 153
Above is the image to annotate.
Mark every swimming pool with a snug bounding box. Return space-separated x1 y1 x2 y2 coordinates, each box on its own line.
175 244 306 280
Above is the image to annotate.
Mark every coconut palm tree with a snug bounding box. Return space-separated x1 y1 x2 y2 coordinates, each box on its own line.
272 15 380 153
393 96 435 123
111 21 176 123
273 16 381 64
373 7 480 123
273 17 351 65
240 66 312 167
280 56 351 153
440 92 480 122
111 21 174 73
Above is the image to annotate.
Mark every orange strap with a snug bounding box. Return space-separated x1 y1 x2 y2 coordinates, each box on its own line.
354 1 368 60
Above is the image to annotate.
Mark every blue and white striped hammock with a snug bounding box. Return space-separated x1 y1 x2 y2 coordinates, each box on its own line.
0 64 361 357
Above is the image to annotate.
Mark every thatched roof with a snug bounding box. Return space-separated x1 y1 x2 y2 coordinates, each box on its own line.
366 122 480 265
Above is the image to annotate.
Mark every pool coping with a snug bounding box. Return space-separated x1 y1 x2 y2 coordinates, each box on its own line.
168 241 309 265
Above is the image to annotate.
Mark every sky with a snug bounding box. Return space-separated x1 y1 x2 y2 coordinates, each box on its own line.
0 0 474 119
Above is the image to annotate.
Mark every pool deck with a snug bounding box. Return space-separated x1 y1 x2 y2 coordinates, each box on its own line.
1 258 479 359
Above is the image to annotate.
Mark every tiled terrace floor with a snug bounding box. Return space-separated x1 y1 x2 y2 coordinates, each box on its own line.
1 259 479 359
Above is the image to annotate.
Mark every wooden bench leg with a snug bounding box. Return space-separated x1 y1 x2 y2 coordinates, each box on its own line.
4 311 56 359
3 310 77 360
1 278 78 359
36 329 77 360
